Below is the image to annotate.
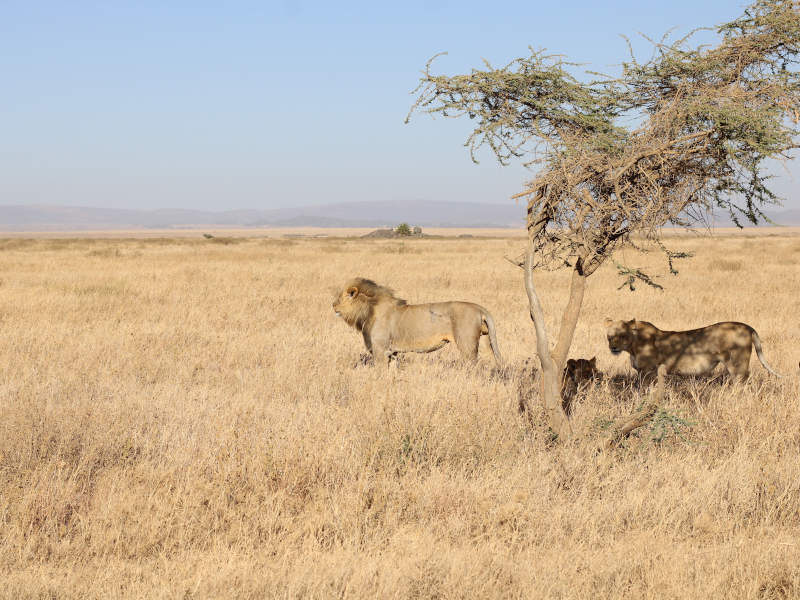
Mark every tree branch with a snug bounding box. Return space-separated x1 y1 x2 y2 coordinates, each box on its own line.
602 364 667 451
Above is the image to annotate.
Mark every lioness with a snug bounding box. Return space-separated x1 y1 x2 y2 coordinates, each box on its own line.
333 277 502 366
604 318 783 381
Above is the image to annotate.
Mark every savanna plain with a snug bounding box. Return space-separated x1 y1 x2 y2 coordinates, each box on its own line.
1 229 799 599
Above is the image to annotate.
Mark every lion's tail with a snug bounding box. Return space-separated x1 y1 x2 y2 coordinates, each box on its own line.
482 310 503 365
751 329 784 378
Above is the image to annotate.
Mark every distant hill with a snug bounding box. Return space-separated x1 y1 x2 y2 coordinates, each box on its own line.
0 201 526 231
708 208 800 227
0 201 798 231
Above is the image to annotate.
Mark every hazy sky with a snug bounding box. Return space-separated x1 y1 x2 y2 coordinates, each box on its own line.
2 1 798 211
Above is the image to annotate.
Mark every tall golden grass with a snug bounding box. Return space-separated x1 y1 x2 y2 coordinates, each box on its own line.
1 231 799 598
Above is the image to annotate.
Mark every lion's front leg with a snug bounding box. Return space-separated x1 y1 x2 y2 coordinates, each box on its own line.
637 369 659 389
384 350 400 367
369 331 394 370
362 329 389 368
370 347 395 370
362 330 374 355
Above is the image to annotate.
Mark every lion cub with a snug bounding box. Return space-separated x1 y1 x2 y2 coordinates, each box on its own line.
562 357 602 415
517 356 602 416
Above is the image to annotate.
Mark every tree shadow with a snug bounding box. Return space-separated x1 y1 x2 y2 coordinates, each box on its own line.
601 371 731 404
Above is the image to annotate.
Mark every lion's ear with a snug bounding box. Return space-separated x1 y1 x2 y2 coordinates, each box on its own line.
347 286 358 298
603 317 613 327
589 357 596 367
630 319 639 330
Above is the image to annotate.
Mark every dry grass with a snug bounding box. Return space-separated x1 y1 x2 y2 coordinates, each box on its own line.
1 231 799 598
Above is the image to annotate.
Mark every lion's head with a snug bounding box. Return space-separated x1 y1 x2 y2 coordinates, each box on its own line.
565 357 601 382
333 277 406 330
561 356 602 416
604 318 638 355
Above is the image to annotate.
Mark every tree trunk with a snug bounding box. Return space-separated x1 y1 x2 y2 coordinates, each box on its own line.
552 258 587 370
524 244 572 439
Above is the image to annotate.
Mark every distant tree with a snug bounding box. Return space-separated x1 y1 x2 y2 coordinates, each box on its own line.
408 0 800 438
395 223 412 236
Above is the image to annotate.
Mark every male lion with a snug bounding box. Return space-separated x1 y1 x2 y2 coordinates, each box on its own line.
604 318 783 381
333 277 502 366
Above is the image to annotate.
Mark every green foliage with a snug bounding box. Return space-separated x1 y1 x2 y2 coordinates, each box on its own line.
650 409 695 443
592 416 616 432
395 223 412 236
614 263 664 291
407 49 627 166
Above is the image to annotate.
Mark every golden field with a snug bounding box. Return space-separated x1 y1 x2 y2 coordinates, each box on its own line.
1 229 799 598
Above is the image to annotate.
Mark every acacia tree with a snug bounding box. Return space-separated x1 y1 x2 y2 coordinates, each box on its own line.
408 0 800 438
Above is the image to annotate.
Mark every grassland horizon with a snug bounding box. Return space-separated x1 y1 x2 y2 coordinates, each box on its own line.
1 224 800 239
1 230 799 598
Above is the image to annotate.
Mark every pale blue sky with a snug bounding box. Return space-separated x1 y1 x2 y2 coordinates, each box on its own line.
1 0 797 211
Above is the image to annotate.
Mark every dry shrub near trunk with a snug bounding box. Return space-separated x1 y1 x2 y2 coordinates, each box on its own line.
602 364 668 451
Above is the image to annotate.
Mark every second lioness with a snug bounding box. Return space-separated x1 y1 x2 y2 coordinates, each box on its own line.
605 318 782 380
333 277 502 366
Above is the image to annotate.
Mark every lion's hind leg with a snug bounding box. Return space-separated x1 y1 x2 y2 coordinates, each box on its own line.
453 324 481 361
724 347 752 382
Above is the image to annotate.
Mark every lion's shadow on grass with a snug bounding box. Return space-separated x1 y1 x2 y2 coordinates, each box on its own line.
512 358 739 417
351 353 745 413
351 352 513 375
